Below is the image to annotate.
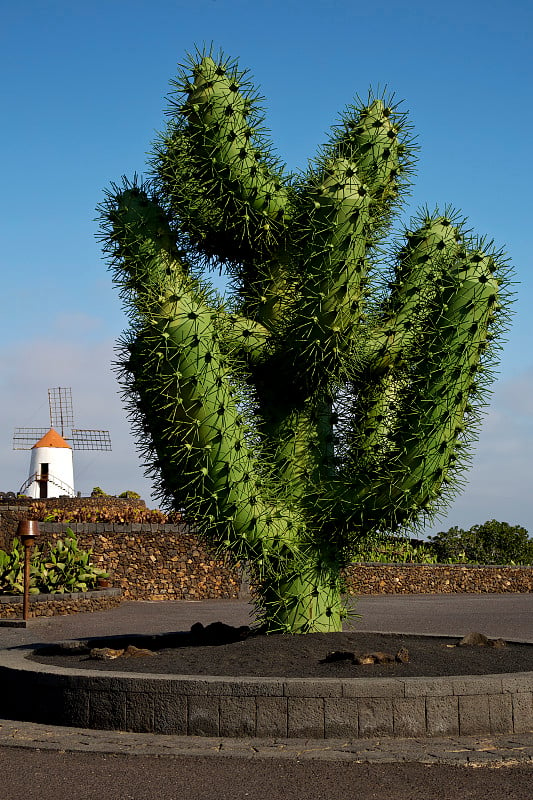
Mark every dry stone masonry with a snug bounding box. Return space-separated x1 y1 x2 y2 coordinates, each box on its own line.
1 498 531 616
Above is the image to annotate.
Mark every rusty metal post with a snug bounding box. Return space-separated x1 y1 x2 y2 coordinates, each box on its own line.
17 520 40 620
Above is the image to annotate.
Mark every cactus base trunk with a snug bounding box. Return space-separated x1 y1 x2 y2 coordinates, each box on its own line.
258 567 345 634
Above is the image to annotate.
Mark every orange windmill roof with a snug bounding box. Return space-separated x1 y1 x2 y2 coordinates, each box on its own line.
32 429 71 449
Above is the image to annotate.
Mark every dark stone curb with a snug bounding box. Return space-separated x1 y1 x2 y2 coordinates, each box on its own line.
0 645 531 740
0 718 532 765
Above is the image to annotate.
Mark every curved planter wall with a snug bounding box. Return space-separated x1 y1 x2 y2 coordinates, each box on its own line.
0 648 531 739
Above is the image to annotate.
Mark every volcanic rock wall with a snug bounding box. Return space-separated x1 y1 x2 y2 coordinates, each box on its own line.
1 499 531 605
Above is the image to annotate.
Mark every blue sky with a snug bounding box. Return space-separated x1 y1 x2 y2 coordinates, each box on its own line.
1 0 532 536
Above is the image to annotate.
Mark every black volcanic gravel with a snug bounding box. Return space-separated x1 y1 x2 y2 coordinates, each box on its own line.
28 622 533 678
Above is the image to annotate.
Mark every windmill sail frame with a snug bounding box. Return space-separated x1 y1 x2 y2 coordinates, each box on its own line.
70 429 112 451
12 387 112 451
48 387 74 436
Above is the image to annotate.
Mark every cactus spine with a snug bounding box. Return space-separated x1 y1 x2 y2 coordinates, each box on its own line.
100 49 512 633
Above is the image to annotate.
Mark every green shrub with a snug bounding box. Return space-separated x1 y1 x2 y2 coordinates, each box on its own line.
0 530 109 595
0 539 29 594
352 536 438 564
31 501 171 524
428 520 533 565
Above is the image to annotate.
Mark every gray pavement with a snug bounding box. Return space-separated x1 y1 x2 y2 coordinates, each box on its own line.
1 593 532 648
0 595 532 800
1 745 532 800
0 593 531 769
0 717 532 766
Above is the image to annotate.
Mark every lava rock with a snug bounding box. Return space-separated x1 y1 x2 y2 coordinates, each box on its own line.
89 647 125 660
458 632 507 648
354 651 396 665
55 640 91 655
395 646 410 663
321 650 355 663
123 645 157 658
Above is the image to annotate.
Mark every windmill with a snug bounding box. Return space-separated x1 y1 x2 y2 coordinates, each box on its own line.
13 387 112 498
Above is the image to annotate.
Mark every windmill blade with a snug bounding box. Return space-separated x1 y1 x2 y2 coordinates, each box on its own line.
70 429 112 451
13 428 51 450
48 387 74 435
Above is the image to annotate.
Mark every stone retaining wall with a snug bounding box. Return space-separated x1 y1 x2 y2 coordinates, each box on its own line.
1 506 531 609
18 524 533 602
343 564 533 594
0 589 122 619
3 522 242 603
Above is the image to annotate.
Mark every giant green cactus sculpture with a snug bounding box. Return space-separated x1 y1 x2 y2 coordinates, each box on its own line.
100 49 512 633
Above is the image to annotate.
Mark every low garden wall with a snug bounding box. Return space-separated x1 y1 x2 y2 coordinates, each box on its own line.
55 523 242 601
343 564 533 595
0 501 242 605
26 523 533 601
1 500 531 615
0 589 122 619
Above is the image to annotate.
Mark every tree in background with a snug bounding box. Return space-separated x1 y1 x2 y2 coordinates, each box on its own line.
429 520 533 564
99 48 512 633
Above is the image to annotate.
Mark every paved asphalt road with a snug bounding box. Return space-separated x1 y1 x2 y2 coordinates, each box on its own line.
1 747 532 800
1 593 532 647
0 594 531 799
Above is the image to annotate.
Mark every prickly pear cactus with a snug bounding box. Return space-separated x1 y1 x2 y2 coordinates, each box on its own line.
100 49 512 633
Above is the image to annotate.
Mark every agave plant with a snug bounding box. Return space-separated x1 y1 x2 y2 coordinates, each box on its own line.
100 48 512 633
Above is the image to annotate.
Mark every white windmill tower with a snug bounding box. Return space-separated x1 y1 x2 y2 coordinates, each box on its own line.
13 387 112 499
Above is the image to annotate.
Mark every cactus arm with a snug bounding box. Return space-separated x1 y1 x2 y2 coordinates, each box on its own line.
389 247 503 499
99 184 303 562
155 52 301 335
365 217 462 369
292 159 371 362
334 217 465 485
155 54 292 268
274 99 413 392
318 239 508 540
185 56 289 217
340 99 411 209
99 183 190 297
126 295 292 557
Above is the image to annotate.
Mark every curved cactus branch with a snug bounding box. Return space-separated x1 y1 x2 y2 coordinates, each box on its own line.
155 52 292 268
100 49 513 634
